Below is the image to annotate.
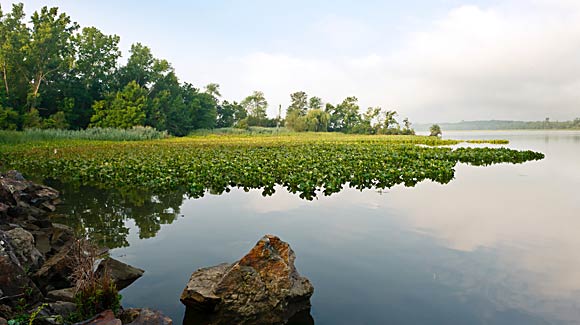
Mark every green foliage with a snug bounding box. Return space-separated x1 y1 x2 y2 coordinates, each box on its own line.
241 91 268 125
0 105 18 129
430 124 442 137
90 81 147 128
0 134 543 201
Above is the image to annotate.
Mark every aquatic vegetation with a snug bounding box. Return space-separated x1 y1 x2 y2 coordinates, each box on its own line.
0 134 544 200
465 139 509 144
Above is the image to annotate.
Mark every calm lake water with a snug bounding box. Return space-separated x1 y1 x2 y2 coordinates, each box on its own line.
52 130 580 324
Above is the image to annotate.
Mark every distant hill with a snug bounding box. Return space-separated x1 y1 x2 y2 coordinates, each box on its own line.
414 119 580 131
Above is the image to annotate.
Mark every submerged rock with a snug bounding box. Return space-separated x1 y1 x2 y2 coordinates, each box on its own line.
119 308 173 325
180 235 314 324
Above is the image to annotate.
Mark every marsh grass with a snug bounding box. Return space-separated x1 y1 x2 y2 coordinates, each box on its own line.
69 239 121 321
0 126 168 144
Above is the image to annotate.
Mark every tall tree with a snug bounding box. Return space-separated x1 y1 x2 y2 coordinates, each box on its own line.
308 96 322 110
287 91 308 116
24 6 78 108
0 3 28 107
241 91 268 122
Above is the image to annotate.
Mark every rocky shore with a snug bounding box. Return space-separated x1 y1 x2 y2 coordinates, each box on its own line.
0 170 171 325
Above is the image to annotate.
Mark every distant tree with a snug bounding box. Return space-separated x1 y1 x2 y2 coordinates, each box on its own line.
429 124 442 137
304 109 329 132
401 117 415 135
217 100 245 128
241 91 268 125
90 81 147 128
0 104 18 129
204 83 221 99
309 96 322 110
0 3 28 109
287 91 308 116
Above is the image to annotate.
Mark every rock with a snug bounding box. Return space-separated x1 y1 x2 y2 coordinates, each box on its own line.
47 287 75 302
50 223 75 249
119 308 173 325
46 301 77 319
0 317 7 325
180 235 313 324
5 227 44 270
97 258 144 291
0 231 43 306
33 243 74 291
32 230 51 255
75 310 121 325
0 170 59 221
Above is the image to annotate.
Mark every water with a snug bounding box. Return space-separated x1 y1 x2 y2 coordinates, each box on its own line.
52 130 580 324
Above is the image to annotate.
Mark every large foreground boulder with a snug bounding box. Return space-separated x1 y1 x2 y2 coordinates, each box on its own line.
180 235 313 324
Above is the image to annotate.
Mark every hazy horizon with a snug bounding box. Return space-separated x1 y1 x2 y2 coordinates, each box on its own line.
3 0 579 123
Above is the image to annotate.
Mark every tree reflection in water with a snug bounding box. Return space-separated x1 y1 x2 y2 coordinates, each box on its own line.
46 180 185 249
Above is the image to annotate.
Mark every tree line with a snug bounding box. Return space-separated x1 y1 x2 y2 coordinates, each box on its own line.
0 4 414 136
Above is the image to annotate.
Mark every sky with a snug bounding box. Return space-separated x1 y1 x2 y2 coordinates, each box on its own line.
2 0 580 123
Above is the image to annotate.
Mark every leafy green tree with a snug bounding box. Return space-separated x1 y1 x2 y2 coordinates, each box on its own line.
326 96 360 132
204 83 221 99
241 91 268 125
305 109 329 132
0 3 28 109
217 100 245 128
309 96 322 110
23 6 78 108
0 104 18 129
288 91 308 115
430 124 442 137
22 108 42 128
90 81 147 128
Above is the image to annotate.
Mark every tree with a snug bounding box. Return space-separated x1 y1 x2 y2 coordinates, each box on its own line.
326 96 360 132
309 96 322 110
217 100 245 128
0 104 18 129
90 81 147 128
204 83 221 99
24 6 79 108
241 91 268 125
430 124 442 137
304 109 329 132
0 3 28 107
287 91 308 116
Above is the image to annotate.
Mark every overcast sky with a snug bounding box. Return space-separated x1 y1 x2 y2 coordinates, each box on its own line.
2 0 580 123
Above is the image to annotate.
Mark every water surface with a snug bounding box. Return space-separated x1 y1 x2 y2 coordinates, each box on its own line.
53 130 580 324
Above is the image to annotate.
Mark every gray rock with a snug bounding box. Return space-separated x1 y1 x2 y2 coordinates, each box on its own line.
97 258 144 291
47 287 75 302
180 235 313 324
5 227 44 270
74 310 121 325
0 231 43 305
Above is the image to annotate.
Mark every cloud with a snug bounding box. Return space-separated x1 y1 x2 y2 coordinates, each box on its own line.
180 1 580 122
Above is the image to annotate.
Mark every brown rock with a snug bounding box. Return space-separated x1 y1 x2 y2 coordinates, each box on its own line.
97 258 144 291
75 310 121 325
180 235 313 324
32 243 73 291
0 317 7 325
47 287 75 302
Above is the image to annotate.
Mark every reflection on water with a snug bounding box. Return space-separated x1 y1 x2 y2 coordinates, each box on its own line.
47 183 184 249
49 131 580 324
